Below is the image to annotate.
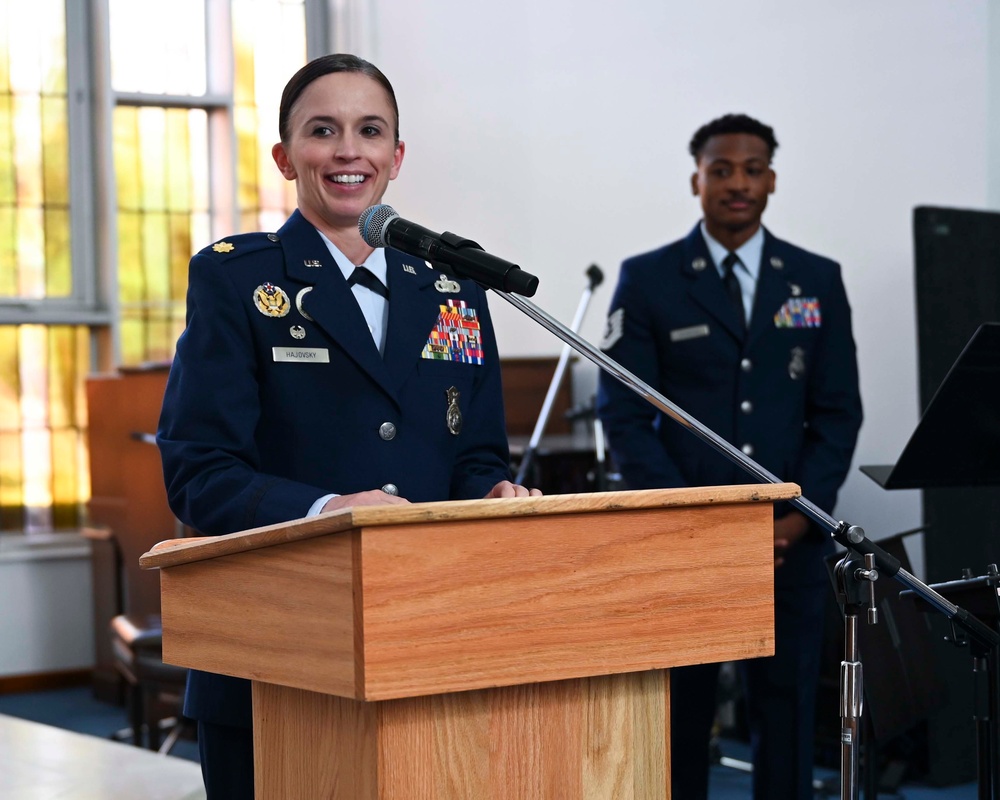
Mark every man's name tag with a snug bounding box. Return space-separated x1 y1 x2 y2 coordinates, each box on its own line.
669 324 710 342
272 347 329 363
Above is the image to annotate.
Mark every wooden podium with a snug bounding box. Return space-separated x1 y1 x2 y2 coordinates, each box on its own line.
140 483 798 799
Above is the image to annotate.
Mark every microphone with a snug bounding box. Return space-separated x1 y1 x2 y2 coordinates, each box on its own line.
358 205 539 297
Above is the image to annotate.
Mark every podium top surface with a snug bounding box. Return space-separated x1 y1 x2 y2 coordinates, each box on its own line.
140 483 798 571
861 322 1000 489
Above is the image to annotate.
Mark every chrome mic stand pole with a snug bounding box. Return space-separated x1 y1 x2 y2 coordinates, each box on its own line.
492 287 1000 799
515 265 603 485
835 552 879 800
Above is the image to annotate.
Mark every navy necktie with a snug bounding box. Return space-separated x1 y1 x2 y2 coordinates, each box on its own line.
721 252 745 330
348 266 389 298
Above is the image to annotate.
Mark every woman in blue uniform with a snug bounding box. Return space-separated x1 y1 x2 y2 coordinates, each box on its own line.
157 54 538 800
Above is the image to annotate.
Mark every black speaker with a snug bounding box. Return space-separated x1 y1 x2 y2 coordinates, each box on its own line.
912 205 1000 785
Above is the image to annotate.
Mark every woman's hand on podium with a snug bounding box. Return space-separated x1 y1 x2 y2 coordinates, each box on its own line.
484 480 543 498
320 490 410 513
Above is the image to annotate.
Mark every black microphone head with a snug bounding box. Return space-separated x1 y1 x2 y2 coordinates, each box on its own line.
358 204 399 247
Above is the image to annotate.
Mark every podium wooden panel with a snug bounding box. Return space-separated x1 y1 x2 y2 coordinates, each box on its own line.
141 484 799 799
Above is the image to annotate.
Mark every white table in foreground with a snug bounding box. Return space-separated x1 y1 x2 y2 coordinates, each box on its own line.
0 713 205 800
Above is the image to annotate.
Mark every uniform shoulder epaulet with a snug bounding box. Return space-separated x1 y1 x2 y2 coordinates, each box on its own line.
197 232 281 262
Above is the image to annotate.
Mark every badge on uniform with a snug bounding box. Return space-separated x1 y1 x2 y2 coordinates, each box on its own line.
774 297 821 328
422 300 484 364
254 283 291 317
272 346 329 363
213 241 235 253
600 308 624 350
295 287 314 321
669 324 710 342
435 274 461 293
788 346 806 380
445 386 462 435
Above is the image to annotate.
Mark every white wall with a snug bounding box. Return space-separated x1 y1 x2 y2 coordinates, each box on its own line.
354 0 992 567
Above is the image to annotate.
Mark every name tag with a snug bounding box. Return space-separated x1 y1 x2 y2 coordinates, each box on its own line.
272 347 329 363
669 324 710 342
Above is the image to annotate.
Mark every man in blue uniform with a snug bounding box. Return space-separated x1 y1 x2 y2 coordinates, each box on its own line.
596 114 862 800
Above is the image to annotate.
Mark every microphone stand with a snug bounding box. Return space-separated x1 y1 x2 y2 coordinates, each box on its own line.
515 264 603 486
491 287 1000 800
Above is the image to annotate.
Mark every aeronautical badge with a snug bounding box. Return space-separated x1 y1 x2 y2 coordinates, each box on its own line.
788 346 806 380
445 386 462 435
290 325 306 340
213 241 235 253
600 308 624 350
434 274 461 293
774 297 821 328
253 283 290 317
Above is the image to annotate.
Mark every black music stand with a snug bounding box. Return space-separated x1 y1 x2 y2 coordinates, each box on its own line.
860 322 1000 490
862 322 1000 799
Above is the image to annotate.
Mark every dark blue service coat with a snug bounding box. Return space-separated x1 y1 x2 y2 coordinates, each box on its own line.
157 209 512 727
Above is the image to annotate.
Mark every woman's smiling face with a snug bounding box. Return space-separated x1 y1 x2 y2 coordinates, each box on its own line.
272 70 404 234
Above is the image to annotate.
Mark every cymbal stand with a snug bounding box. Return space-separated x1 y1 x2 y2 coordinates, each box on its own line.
515 264 603 486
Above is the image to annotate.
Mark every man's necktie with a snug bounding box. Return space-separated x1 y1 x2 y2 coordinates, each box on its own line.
721 252 745 330
348 266 389 298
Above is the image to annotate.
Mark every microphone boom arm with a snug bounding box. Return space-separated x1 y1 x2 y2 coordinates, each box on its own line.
493 287 999 651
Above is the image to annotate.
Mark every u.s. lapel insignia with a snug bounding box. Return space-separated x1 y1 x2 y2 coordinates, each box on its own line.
213 241 235 253
403 264 417 275
788 346 806 380
788 282 802 297
445 386 462 435
253 283 290 317
691 257 707 272
770 256 784 270
290 325 306 340
303 259 322 268
435 274 461 293
295 287 314 321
